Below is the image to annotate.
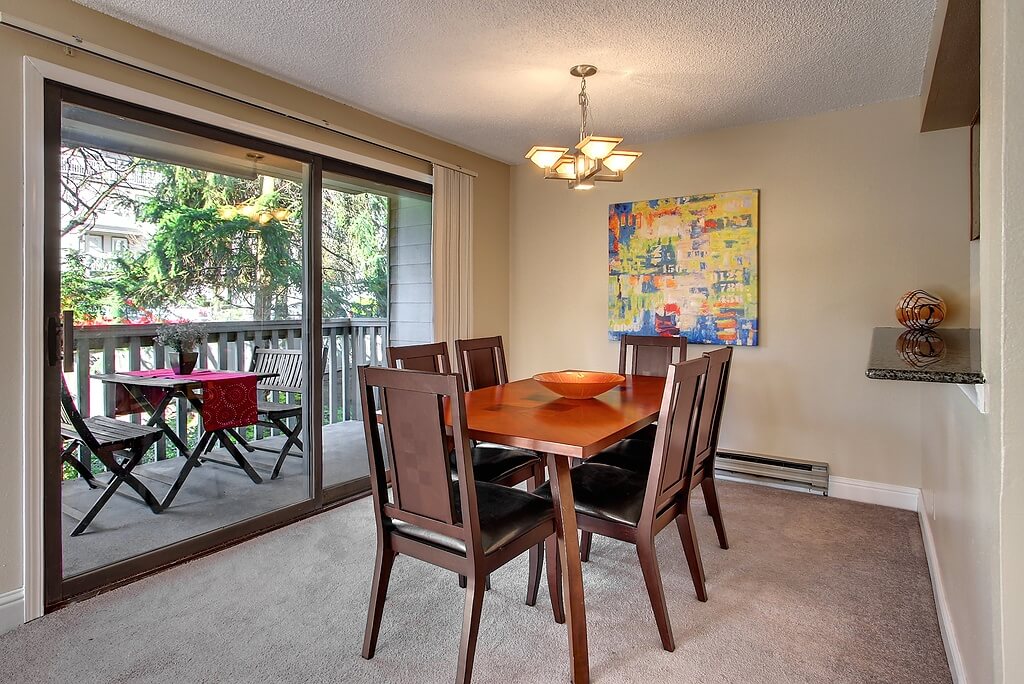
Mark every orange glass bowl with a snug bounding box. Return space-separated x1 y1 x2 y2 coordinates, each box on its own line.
532 371 625 400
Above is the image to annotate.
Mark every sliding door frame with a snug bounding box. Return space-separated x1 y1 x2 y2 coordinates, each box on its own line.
41 83 413 608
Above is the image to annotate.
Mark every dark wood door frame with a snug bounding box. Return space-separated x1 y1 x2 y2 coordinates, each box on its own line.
41 83 402 609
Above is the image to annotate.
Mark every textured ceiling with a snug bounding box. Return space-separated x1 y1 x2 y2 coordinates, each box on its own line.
73 0 937 164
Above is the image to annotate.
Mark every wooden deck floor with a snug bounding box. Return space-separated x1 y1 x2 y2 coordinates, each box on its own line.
61 421 369 578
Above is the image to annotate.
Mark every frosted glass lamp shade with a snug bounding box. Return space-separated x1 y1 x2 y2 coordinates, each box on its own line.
575 135 622 160
603 151 642 172
525 146 569 168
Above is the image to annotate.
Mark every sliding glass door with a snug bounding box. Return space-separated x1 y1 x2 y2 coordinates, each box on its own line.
42 83 430 607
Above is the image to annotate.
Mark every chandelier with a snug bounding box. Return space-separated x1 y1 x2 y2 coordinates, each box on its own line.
524 65 641 190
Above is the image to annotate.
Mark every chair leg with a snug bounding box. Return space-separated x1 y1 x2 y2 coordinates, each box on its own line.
456 575 487 684
62 443 100 488
525 465 544 606
362 545 397 659
271 418 303 480
70 446 147 536
580 531 593 562
636 536 676 652
545 534 565 624
701 477 730 549
459 574 491 591
676 502 708 602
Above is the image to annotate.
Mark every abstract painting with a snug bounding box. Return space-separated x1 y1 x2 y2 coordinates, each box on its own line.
609 189 759 345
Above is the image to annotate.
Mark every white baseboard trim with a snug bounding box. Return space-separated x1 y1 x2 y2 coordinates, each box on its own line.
827 476 920 511
0 587 25 636
918 494 966 684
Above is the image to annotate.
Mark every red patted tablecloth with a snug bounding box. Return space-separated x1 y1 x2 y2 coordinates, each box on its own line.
114 369 258 431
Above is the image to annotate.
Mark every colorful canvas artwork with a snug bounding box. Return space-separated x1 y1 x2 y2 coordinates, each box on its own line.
609 189 759 346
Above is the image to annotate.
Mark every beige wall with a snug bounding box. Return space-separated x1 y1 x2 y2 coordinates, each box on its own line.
0 0 510 598
510 97 969 488
920 0 1024 681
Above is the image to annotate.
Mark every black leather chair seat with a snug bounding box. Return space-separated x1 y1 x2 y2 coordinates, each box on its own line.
588 438 655 475
535 462 648 527
391 482 554 555
631 423 659 442
449 446 540 483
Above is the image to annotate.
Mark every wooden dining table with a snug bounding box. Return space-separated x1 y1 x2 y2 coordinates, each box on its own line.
459 373 667 684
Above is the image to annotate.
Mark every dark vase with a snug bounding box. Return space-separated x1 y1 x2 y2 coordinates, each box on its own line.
169 350 199 375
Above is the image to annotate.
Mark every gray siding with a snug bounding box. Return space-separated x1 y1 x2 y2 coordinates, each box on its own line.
389 194 433 347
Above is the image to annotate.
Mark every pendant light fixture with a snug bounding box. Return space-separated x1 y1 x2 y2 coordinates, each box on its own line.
218 153 292 225
524 65 642 190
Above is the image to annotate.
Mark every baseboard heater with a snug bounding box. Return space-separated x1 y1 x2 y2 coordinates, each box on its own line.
715 450 829 496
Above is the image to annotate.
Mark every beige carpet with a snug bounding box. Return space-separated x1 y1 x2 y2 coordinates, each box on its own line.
0 481 950 683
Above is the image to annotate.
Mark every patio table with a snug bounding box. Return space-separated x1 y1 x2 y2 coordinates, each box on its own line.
456 373 666 684
93 370 270 508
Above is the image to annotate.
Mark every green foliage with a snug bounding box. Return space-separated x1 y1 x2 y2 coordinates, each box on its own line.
60 151 391 324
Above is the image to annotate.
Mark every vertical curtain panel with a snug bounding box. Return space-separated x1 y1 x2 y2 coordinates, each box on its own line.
432 165 474 353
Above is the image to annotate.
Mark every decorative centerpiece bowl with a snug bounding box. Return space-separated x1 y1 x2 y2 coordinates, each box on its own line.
533 371 625 400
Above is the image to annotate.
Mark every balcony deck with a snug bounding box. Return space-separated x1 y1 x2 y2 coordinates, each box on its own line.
61 421 369 578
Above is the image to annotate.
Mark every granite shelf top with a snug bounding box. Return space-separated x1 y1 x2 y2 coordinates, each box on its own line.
866 327 984 384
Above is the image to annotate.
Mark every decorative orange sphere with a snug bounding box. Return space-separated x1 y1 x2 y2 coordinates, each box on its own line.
896 290 946 330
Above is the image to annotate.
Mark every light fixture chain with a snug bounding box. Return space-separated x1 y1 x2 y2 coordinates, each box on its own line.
578 76 590 142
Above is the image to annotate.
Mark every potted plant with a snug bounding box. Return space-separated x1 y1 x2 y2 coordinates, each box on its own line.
155 322 205 375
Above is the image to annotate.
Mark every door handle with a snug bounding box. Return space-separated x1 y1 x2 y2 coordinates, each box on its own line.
46 316 61 367
47 312 74 369
63 310 74 372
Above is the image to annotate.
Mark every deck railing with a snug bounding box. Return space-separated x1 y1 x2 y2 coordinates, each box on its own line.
66 318 387 470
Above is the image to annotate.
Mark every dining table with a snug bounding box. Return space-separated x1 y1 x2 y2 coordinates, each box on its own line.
93 369 272 508
457 372 667 684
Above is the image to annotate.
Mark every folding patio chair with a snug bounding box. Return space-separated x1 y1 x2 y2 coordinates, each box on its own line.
60 376 164 536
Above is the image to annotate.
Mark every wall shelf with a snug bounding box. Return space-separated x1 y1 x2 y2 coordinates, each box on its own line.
866 327 984 384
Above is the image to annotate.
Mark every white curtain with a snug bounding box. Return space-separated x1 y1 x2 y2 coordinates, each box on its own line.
432 165 474 353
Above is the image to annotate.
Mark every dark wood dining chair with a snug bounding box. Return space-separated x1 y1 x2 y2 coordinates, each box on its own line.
616 335 687 444
454 336 509 391
587 347 735 565
386 341 452 373
60 375 165 536
573 334 689 560
537 357 710 652
386 340 546 602
358 366 557 684
619 334 688 377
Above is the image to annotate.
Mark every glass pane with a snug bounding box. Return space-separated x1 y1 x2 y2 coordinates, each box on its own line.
321 171 432 491
58 102 312 577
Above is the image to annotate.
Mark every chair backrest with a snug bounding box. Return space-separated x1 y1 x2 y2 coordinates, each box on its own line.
386 342 452 374
359 365 483 557
691 347 734 474
618 335 688 377
250 347 304 393
249 347 327 394
641 357 709 524
454 336 509 391
59 375 100 452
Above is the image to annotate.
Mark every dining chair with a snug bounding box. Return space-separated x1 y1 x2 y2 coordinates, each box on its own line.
386 340 546 603
454 336 509 391
386 341 452 373
573 334 689 560
537 356 710 652
587 347 735 563
619 334 688 377
59 375 165 536
358 366 557 684
231 346 327 479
